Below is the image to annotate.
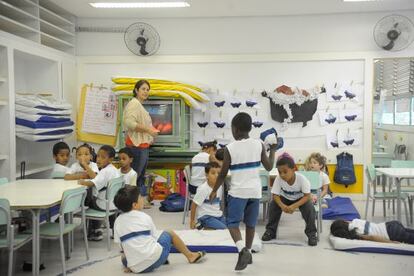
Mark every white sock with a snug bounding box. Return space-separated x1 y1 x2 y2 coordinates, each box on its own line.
236 240 244 252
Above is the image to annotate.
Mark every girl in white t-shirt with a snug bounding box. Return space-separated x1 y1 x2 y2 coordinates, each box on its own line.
331 219 414 244
64 144 99 180
305 152 331 206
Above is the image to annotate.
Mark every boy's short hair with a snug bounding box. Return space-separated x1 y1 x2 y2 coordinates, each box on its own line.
118 147 134 159
99 145 116 158
53 142 70 156
205 162 221 174
276 153 296 169
202 140 217 150
114 186 140 212
231 112 252 133
215 148 225 161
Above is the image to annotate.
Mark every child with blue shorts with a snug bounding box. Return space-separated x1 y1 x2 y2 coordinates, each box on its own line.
113 186 206 273
210 112 277 271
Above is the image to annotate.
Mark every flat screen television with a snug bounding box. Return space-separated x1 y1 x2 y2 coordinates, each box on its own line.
118 96 189 148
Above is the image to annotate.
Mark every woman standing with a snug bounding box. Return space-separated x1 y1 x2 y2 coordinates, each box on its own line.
123 80 159 206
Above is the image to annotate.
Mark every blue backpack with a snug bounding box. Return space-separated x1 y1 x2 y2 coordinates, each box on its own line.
334 152 356 187
159 193 185 212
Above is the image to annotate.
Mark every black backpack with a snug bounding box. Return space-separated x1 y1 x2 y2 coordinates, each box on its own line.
334 152 356 187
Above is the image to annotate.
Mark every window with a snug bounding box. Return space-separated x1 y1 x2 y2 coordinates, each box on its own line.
381 100 394 125
395 98 410 125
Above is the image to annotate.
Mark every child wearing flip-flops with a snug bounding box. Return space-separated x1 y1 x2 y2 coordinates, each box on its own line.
113 186 206 273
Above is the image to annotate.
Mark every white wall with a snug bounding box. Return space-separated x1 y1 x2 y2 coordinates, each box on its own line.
76 11 414 56
375 126 414 159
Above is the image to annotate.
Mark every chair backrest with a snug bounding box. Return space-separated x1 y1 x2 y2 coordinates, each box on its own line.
259 170 270 191
366 164 376 183
60 187 87 215
297 171 320 190
0 198 11 227
184 165 191 186
0 177 8 185
51 171 65 179
106 176 125 202
391 160 414 168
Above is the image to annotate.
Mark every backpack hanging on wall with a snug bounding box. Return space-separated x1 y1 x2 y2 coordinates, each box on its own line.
394 144 408 160
334 152 356 187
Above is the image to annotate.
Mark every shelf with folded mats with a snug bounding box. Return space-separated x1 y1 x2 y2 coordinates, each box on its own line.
16 162 53 178
39 5 74 29
40 32 74 51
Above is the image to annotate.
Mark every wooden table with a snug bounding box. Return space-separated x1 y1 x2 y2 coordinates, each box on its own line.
375 168 414 223
0 179 79 276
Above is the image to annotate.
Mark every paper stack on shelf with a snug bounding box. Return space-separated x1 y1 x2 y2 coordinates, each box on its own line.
15 94 74 142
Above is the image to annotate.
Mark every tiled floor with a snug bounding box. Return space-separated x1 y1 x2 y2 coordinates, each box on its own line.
1 200 413 276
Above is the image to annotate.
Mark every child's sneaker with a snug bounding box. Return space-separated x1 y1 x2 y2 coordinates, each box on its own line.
88 230 103 241
234 247 252 271
308 235 318 246
261 230 276 241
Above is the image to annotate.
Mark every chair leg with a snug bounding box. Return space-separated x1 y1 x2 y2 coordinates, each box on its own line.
403 200 410 226
372 199 376 217
364 197 369 219
262 202 266 222
8 245 13 276
59 234 67 276
82 218 90 260
182 196 189 225
106 216 111 251
383 199 386 218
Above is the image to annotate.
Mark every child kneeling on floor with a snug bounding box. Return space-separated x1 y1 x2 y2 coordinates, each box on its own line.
262 153 318 246
331 219 414 244
114 186 206 273
190 162 226 230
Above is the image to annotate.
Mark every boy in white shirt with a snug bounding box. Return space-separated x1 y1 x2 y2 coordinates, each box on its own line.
118 147 137 186
190 162 225 230
65 144 99 180
79 145 121 241
262 153 317 246
51 141 70 178
190 141 217 194
210 112 277 271
113 186 206 273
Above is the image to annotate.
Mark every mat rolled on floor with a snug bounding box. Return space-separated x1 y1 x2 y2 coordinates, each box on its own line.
322 197 360 221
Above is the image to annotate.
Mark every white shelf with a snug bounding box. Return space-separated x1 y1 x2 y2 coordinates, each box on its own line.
40 32 74 49
0 14 39 34
0 154 8 160
16 163 53 178
0 1 38 21
39 5 74 27
40 19 74 38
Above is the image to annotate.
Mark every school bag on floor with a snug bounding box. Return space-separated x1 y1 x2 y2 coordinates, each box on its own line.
334 152 356 187
159 193 185 212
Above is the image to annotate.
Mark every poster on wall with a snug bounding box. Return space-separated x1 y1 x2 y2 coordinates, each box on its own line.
82 87 118 135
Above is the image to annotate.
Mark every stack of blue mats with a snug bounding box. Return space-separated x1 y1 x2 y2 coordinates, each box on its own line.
322 196 361 221
15 95 74 142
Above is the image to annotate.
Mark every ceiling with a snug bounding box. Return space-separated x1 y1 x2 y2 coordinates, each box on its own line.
50 0 414 18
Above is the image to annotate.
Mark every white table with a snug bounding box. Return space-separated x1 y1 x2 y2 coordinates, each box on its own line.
375 168 414 223
0 179 79 276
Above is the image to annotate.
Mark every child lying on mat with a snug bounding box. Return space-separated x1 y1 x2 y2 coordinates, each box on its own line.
114 186 206 273
331 219 414 244
190 162 226 230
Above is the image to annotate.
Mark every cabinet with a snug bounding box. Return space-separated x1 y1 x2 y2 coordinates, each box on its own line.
0 0 75 54
0 30 76 180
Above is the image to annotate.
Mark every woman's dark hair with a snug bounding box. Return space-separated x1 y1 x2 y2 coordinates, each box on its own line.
132 79 150 97
118 147 134 159
205 162 220 174
99 145 116 158
330 220 360 240
215 148 225 161
202 140 217 150
114 186 140 213
276 153 296 169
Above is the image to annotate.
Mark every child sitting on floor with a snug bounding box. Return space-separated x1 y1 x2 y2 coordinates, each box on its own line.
79 145 121 241
64 143 99 180
190 162 226 230
51 141 71 177
190 141 217 194
113 186 206 274
262 153 318 246
331 219 414 244
305 152 331 207
118 147 137 186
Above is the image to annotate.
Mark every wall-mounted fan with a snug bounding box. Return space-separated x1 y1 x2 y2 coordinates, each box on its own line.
124 22 160 56
374 14 414 51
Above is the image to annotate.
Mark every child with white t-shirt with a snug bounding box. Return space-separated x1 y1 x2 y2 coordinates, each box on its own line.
113 186 206 274
118 147 137 186
190 141 217 194
262 153 317 246
79 145 121 241
51 141 70 178
305 152 332 207
331 219 414 244
190 162 225 230
64 143 99 180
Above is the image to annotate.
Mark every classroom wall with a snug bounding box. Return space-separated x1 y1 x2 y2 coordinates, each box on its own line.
375 126 414 160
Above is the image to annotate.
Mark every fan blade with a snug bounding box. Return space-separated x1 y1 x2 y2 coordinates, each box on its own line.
383 40 395 50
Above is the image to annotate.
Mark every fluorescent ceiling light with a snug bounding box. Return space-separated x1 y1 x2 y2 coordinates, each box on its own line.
90 2 190 8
